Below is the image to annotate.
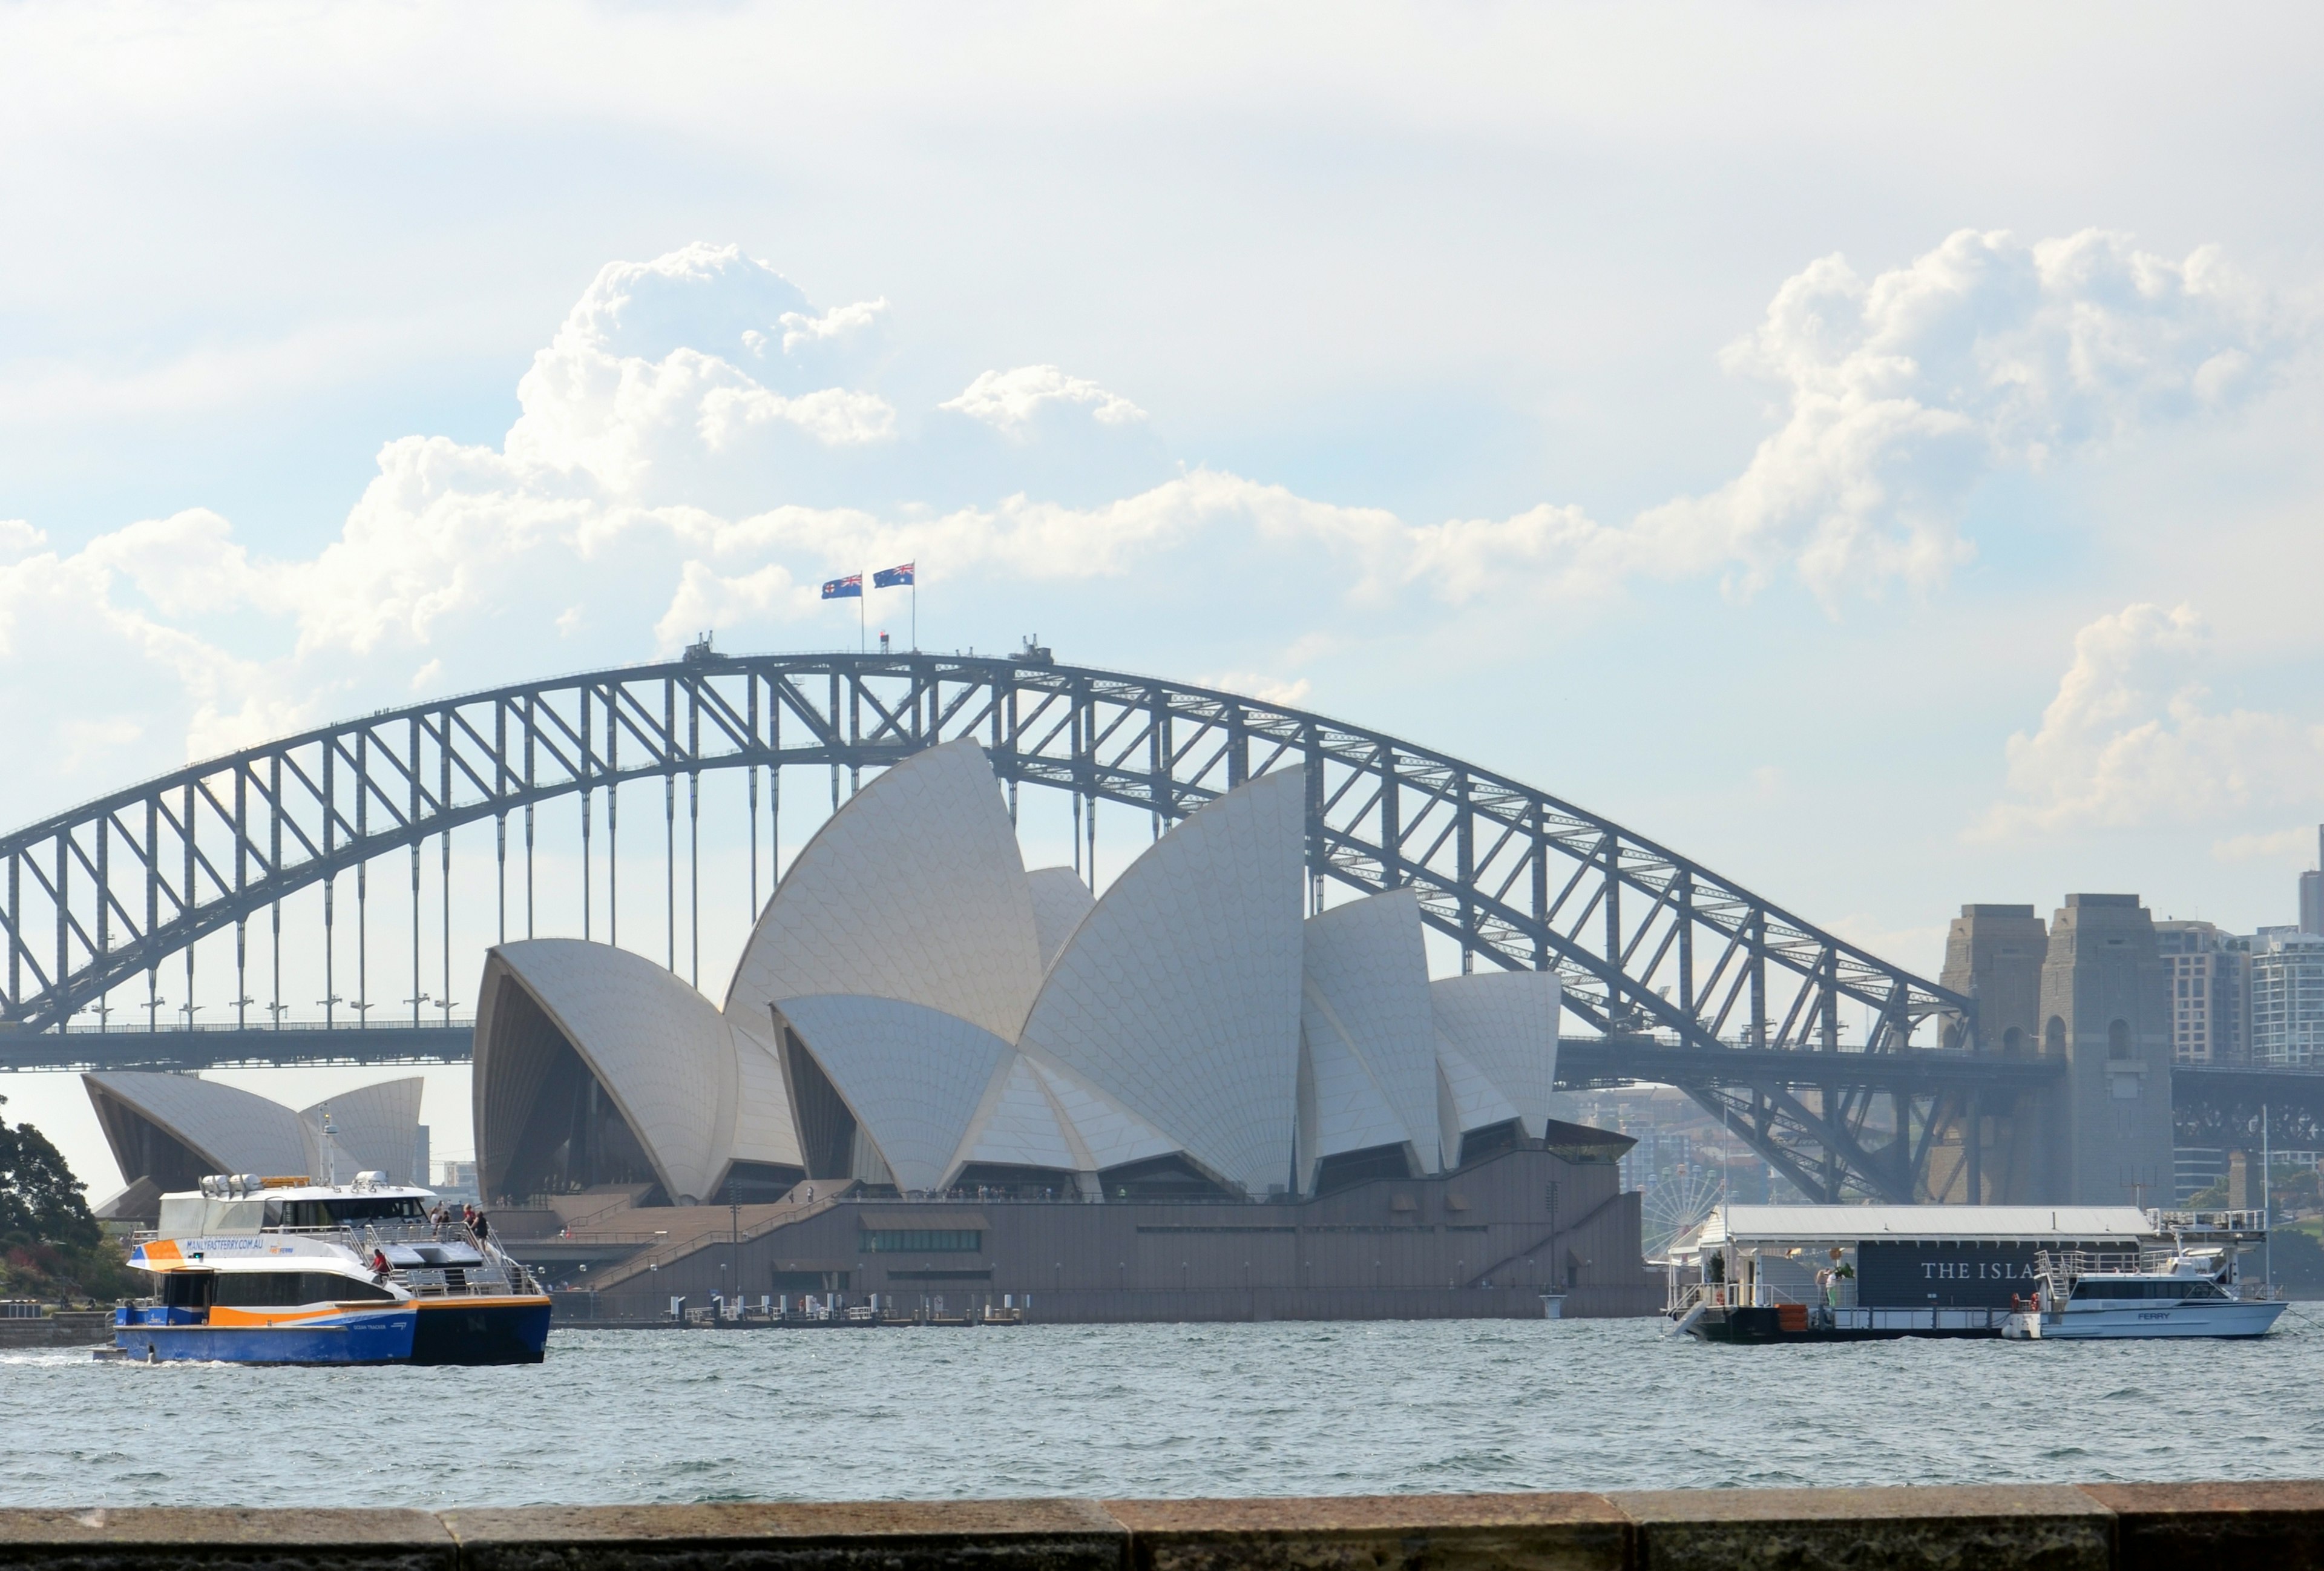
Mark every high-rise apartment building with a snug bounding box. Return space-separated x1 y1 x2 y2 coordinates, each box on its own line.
2303 825 2324 936
2153 920 2250 1065
2249 927 2324 1068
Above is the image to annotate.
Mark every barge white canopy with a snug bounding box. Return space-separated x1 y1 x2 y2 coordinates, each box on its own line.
1698 1205 2156 1248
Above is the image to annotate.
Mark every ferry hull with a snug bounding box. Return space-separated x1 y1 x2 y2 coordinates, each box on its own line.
2003 1301 2287 1340
114 1307 418 1365
1684 1306 2000 1343
113 1297 553 1365
409 1298 552 1365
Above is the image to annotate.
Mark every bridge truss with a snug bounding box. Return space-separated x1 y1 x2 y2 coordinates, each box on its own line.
0 650 1978 1200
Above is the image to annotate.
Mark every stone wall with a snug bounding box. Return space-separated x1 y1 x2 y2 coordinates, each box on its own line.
4 1483 2322 1570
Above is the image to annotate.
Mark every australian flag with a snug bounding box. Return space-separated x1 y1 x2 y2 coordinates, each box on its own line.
820 573 862 600
873 562 916 588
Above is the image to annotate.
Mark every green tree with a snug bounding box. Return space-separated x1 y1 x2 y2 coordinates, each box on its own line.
0 1096 100 1249
0 1094 128 1302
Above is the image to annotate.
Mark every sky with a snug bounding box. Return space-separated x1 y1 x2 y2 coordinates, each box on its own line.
5 3 2324 1194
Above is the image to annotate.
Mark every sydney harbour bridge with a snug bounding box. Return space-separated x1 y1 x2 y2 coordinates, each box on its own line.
0 647 2305 1203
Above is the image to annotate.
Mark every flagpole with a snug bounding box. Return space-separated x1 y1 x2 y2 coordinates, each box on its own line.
912 575 918 651
859 586 865 654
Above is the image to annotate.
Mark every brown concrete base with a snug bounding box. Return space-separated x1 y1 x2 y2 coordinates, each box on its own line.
0 1313 113 1350
5 1484 2324 1570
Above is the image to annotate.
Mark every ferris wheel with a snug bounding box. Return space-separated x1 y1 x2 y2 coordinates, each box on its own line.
1643 1167 1727 1258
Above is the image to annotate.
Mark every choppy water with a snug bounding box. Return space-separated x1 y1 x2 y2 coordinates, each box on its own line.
6 1312 2323 1506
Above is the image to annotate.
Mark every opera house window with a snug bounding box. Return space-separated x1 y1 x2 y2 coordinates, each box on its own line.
859 1228 982 1253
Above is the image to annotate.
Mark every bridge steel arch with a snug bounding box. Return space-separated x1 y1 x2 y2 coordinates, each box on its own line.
0 650 1975 1202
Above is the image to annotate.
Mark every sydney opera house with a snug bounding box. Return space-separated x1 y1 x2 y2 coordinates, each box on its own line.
82 1070 425 1222
467 741 1658 1320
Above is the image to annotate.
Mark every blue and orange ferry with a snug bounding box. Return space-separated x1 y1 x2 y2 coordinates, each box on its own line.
116 1173 550 1365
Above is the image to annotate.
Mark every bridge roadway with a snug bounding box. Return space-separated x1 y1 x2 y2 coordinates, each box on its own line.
13 1024 2315 1131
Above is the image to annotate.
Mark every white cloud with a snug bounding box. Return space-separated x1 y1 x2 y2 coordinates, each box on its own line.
942 365 1147 433
0 231 2303 831
779 298 889 355
1974 602 2324 840
1198 670 1315 708
2213 827 2320 866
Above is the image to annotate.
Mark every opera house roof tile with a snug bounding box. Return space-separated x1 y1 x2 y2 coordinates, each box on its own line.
1300 889 1441 1168
723 738 1045 1041
1016 769 1307 1196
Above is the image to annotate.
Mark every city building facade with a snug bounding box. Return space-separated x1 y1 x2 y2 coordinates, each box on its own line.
2250 929 2324 1069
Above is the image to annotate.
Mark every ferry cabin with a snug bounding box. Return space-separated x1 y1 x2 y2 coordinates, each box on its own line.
1667 1205 2265 1342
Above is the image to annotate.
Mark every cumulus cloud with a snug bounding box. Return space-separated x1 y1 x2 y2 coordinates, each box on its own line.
0 229 2300 828
1974 602 2324 840
942 365 1147 433
1571 229 2286 605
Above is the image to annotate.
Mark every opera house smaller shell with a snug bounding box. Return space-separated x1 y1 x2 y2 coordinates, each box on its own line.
473 739 1566 1208
83 1070 426 1214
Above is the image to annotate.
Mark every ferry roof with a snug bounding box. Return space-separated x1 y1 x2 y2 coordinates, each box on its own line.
1699 1204 2155 1247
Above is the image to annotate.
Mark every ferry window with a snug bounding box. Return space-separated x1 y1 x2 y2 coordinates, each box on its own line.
277 1197 429 1228
160 1272 215 1309
212 1272 396 1306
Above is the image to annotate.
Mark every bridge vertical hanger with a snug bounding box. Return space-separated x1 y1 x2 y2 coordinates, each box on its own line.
409 714 422 1028
180 781 195 1029
268 759 281 1032
688 683 701 988
96 814 111 1030
1456 775 1475 974
579 686 591 941
747 673 760 920
781 688 790 897
606 690 619 950
664 677 676 973
233 767 247 1029
523 691 537 941
320 746 335 1026
439 713 453 1026
494 702 508 947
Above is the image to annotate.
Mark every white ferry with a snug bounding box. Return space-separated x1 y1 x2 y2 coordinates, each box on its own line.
1667 1204 2275 1343
2001 1245 2286 1340
114 1173 551 1365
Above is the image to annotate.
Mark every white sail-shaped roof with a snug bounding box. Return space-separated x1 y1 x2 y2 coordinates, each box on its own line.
298 1077 424 1184
1027 1058 1178 1171
84 1071 309 1179
476 939 742 1204
724 739 1045 1042
724 1021 804 1171
1435 1036 1521 1145
1017 769 1308 1195
1301 891 1439 1168
1026 867 1096 969
775 995 1014 1194
952 1053 1085 1173
1430 970 1561 1138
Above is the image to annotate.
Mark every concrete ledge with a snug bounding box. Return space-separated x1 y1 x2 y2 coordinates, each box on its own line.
442 1501 1127 1571
1109 1492 1625 1571
4 1484 2324 1570
2083 1481 2324 1571
1610 1485 2112 1571
0 1506 454 1571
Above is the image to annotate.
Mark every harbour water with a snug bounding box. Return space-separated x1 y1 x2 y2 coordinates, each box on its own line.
7 1312 2323 1506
